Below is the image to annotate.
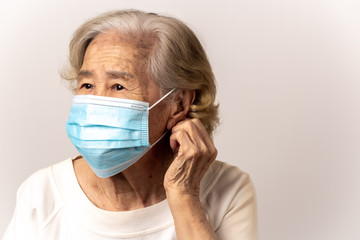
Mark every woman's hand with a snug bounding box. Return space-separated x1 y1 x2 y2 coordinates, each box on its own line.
164 118 218 240
164 118 217 196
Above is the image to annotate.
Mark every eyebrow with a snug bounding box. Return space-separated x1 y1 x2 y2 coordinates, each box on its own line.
78 70 93 78
77 70 135 79
106 70 135 79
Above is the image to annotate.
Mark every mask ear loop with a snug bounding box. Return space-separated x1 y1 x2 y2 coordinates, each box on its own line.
148 88 177 111
148 88 177 146
149 131 169 148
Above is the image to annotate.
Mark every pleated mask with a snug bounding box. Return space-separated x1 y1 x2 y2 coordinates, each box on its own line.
66 89 175 178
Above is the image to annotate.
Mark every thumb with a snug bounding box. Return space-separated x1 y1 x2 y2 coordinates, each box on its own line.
169 131 180 153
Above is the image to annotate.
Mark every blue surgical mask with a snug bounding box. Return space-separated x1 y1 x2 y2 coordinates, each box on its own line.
66 89 176 178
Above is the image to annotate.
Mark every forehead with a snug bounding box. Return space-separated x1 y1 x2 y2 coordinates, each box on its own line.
85 30 154 58
82 30 154 79
84 36 125 65
80 30 159 96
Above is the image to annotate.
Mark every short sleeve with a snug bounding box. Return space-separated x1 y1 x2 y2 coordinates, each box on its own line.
203 162 258 240
2 181 39 240
215 173 258 240
2 167 60 240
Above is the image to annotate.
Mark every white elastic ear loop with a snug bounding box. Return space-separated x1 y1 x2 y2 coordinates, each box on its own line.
149 131 169 148
148 88 177 111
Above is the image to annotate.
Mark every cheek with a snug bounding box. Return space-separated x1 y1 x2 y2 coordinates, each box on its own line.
148 106 170 144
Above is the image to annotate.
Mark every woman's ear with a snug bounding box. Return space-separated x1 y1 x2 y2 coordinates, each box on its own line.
166 89 195 130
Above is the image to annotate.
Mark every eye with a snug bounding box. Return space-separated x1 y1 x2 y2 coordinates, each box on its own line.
80 83 93 89
112 84 124 91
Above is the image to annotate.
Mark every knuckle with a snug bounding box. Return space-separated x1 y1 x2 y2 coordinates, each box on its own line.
178 130 188 139
169 131 177 139
212 148 218 159
207 145 217 159
185 119 195 128
199 144 208 155
187 148 199 159
192 118 201 125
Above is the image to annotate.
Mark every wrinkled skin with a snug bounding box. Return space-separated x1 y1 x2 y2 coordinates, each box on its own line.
73 30 218 239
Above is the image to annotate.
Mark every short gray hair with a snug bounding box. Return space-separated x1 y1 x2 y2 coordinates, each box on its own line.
62 10 219 136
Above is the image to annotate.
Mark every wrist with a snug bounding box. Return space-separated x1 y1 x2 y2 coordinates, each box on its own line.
166 190 201 208
166 189 217 240
165 186 199 200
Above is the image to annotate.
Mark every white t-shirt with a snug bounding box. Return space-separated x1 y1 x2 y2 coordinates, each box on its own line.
2 158 258 240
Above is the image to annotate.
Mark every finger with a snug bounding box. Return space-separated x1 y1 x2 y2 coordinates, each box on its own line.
189 119 212 145
170 127 211 175
189 119 218 165
183 119 216 159
171 118 217 165
169 126 196 154
172 118 210 148
171 119 216 161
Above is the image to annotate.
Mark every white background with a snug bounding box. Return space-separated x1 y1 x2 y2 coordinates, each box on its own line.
1 0 359 239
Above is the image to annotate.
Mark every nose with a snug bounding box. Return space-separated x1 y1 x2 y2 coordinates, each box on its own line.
94 89 106 96
93 82 108 97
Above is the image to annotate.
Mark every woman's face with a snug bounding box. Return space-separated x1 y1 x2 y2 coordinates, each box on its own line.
76 30 173 143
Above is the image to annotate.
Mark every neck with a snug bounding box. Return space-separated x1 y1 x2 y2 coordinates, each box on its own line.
74 136 173 211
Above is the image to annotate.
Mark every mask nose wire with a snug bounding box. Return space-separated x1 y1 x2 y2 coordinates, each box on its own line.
148 88 177 111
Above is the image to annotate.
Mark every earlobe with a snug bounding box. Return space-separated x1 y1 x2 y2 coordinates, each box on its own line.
166 89 195 130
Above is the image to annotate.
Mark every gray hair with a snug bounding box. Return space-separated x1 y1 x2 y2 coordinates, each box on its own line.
62 10 219 136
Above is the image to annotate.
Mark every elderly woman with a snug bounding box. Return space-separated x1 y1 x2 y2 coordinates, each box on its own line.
3 10 257 240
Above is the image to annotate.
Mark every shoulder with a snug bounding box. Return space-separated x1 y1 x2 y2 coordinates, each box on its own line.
14 159 72 228
201 160 255 199
18 159 72 200
200 160 258 239
17 165 55 205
